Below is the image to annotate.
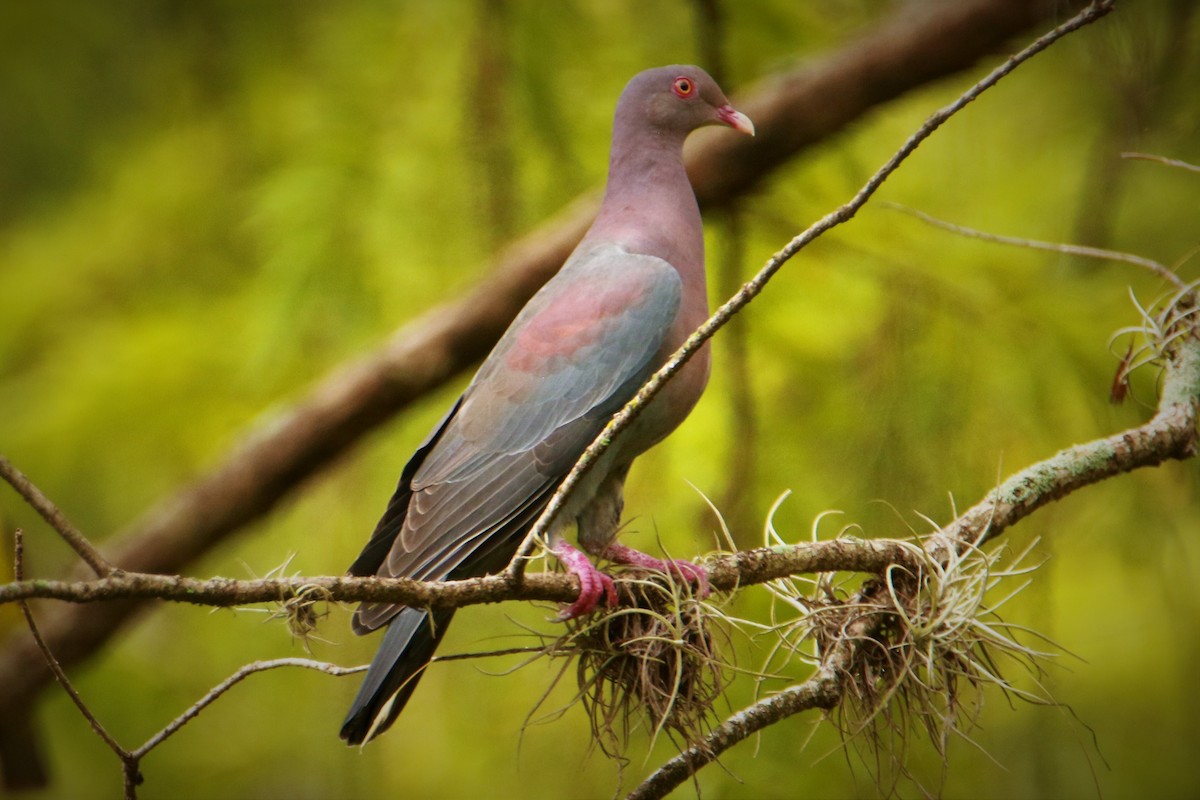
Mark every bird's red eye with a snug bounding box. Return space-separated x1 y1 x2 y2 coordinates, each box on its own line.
672 77 695 98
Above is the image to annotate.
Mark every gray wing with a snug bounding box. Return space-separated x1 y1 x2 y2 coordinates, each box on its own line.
352 244 681 631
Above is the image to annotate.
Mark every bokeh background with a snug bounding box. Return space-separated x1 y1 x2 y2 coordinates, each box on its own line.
2 1 1198 798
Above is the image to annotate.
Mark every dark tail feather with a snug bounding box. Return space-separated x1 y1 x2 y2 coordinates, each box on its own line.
340 608 455 745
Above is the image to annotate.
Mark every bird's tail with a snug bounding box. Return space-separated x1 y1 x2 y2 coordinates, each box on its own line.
340 607 455 745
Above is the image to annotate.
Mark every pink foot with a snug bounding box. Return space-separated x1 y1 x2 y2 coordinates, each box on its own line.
551 541 618 620
604 543 711 597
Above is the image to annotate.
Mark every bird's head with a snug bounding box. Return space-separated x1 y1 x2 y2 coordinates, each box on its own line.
620 65 754 139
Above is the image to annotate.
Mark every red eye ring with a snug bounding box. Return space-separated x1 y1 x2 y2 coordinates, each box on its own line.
672 77 695 98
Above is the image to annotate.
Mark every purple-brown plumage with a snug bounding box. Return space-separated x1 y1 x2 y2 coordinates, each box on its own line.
340 65 753 745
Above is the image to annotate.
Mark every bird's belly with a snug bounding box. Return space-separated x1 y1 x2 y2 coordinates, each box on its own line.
623 340 711 455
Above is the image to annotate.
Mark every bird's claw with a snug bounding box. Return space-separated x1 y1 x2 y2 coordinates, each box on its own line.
604 543 711 598
552 541 619 620
556 569 617 621
549 541 710 621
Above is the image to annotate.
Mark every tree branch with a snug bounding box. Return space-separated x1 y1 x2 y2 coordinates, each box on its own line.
12 529 137 797
0 538 916 609
886 203 1188 290
130 659 365 761
0 458 113 578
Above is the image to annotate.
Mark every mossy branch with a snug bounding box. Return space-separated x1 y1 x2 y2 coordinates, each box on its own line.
630 303 1197 800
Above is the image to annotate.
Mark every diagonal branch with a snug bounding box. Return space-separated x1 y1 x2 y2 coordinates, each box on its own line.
0 458 113 578
506 0 1118 578
1121 151 1200 173
12 529 137 796
886 203 1187 290
130 659 365 760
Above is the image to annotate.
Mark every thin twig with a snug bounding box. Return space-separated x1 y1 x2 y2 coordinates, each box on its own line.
505 0 1120 585
13 528 138 796
886 203 1187 290
132 659 364 758
0 455 114 577
1121 151 1200 173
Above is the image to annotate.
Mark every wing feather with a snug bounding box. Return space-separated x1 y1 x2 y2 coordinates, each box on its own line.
350 243 682 633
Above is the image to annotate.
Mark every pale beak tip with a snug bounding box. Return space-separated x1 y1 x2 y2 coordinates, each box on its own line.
718 105 755 137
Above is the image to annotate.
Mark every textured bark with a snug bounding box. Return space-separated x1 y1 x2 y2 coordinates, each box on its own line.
0 0 1090 787
0 539 918 608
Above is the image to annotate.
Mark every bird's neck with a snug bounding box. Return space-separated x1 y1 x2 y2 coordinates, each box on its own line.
589 123 710 379
590 126 704 277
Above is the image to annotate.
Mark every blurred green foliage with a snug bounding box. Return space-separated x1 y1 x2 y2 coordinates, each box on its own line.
2 1 1198 798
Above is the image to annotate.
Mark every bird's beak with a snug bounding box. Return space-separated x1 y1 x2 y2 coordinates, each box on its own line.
716 104 755 136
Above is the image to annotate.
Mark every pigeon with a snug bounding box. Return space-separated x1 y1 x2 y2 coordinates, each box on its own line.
341 64 753 745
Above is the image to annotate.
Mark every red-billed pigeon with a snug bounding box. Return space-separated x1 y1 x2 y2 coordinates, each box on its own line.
340 65 754 745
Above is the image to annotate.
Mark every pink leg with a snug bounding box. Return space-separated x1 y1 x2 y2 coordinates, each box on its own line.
604 543 710 597
551 540 618 620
